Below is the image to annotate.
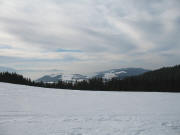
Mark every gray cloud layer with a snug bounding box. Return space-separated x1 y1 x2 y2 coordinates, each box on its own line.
0 0 180 77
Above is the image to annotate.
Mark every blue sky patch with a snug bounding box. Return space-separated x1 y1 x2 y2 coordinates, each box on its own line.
56 49 83 53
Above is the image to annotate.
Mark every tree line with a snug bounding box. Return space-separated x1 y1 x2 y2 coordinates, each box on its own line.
0 65 180 92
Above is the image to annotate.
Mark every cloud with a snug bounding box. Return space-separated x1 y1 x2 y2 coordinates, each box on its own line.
0 0 180 78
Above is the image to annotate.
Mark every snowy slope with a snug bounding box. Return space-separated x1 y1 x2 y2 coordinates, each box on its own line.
37 68 149 82
95 68 150 80
36 73 88 83
103 71 127 79
0 82 180 135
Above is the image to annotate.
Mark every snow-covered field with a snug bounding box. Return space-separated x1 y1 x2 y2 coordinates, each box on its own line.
0 82 180 135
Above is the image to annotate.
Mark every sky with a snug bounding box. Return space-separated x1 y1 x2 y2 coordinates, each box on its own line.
0 0 180 79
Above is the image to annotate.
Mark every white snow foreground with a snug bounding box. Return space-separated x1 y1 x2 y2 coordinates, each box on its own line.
0 82 180 135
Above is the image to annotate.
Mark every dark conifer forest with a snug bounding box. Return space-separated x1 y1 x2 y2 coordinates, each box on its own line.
0 65 180 92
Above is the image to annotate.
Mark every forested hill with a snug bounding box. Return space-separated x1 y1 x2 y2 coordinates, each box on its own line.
106 65 180 92
0 65 180 92
0 72 33 85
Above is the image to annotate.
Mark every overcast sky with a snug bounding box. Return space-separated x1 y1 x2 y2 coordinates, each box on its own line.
0 0 180 78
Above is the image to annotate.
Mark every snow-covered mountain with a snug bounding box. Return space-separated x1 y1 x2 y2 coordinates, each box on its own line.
37 68 149 83
36 73 88 83
95 68 150 80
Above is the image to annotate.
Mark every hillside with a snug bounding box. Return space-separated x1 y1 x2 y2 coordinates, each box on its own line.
36 68 149 83
0 65 180 92
95 68 150 79
36 73 88 83
0 82 180 135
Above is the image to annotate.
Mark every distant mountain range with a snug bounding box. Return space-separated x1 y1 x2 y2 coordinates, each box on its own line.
0 66 150 82
36 73 88 83
1 65 180 92
95 68 150 79
36 68 150 83
0 66 16 73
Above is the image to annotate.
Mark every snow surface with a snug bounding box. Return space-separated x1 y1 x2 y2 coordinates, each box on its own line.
47 73 87 82
0 82 180 135
115 71 127 74
103 72 117 79
103 71 127 79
